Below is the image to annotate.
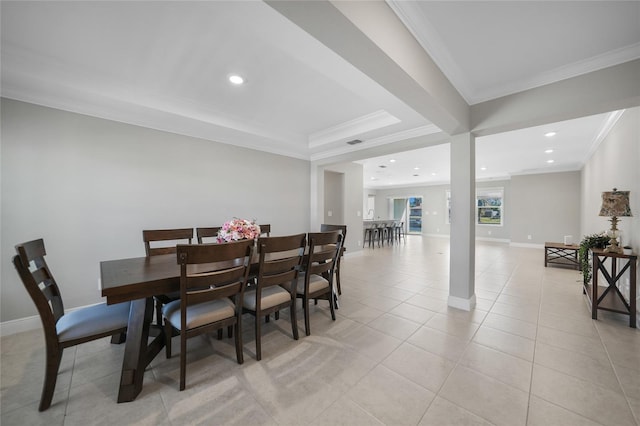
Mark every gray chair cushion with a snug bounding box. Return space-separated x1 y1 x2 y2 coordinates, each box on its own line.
244 286 291 311
56 301 130 343
296 274 329 295
163 298 236 331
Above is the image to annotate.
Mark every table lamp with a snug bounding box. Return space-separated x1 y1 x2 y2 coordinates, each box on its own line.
598 188 632 253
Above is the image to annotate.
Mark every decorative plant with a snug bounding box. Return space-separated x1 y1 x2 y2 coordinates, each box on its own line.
217 218 261 243
578 232 610 284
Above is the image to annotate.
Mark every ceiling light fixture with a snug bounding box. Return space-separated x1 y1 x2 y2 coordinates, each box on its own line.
228 74 245 85
389 159 396 163
414 167 420 170
346 139 362 145
547 159 555 164
545 149 554 154
545 131 557 137
431 172 436 176
481 167 487 171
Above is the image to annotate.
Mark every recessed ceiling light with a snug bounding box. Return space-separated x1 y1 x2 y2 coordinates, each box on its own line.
228 74 244 85
547 159 555 164
431 172 436 176
389 159 396 163
378 165 387 168
545 149 554 154
545 131 556 137
413 167 420 170
480 167 487 171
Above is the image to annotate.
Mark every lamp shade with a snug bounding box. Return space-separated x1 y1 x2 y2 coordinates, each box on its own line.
599 189 632 217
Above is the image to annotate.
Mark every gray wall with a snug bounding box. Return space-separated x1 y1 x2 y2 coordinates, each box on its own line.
581 107 639 250
323 171 344 224
510 172 581 244
1 98 310 323
372 172 580 245
321 162 364 252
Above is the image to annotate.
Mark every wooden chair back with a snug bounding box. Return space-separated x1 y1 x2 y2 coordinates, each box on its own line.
176 240 253 309
259 224 271 236
256 233 306 295
13 239 64 337
196 226 221 244
305 231 343 282
143 228 193 256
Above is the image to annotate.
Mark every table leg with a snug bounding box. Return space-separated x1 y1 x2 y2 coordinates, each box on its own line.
117 297 163 403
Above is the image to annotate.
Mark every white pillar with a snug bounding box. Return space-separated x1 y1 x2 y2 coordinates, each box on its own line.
449 133 476 311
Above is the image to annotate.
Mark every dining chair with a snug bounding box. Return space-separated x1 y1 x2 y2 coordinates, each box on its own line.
196 226 221 244
13 238 130 411
142 228 194 326
297 231 343 336
259 224 271 237
163 239 253 391
320 224 347 295
243 233 305 360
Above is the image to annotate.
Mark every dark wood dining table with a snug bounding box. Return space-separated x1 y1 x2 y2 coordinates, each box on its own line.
101 253 180 403
100 246 340 403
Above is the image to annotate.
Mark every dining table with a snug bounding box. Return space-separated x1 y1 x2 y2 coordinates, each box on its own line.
100 244 340 403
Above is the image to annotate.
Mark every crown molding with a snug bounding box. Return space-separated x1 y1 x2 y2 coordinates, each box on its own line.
308 110 400 148
310 124 440 162
582 109 625 164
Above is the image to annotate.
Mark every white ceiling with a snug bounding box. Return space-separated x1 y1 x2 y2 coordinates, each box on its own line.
2 1 639 187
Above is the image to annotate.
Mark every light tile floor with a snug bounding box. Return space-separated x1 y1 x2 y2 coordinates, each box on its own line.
2 237 639 425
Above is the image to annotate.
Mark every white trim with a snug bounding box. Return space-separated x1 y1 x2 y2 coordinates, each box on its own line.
425 233 449 239
476 237 510 243
448 294 476 311
509 242 544 249
308 110 400 148
0 302 103 337
582 110 625 164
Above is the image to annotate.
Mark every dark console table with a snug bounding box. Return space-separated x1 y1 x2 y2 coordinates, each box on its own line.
584 249 637 328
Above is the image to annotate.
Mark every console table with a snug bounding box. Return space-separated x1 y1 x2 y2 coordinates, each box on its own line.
584 249 637 328
544 242 580 270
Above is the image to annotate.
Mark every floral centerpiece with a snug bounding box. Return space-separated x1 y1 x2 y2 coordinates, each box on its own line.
217 218 261 243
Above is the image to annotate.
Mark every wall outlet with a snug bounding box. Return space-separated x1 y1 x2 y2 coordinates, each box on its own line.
436 228 440 232
357 211 361 217
327 210 332 217
527 235 532 240
488 230 492 235
357 240 362 246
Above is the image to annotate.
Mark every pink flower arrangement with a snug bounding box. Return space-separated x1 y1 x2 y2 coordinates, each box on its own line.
217 218 261 243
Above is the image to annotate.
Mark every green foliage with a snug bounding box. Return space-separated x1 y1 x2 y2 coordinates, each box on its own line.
579 233 610 284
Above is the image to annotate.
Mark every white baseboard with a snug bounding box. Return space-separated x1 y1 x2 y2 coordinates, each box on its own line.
476 237 510 243
510 242 544 249
424 233 450 239
448 294 477 311
0 302 102 337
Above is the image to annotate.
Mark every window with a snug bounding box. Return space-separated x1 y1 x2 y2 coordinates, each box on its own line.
477 188 503 226
446 188 504 226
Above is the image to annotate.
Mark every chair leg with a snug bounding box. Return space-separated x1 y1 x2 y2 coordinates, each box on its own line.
155 298 163 326
275 311 279 320
217 329 223 340
39 347 62 411
303 298 311 336
327 290 336 321
165 322 172 359
234 319 244 364
335 259 342 296
179 335 187 391
227 325 233 338
290 299 299 340
110 332 126 344
255 315 262 361
265 314 270 323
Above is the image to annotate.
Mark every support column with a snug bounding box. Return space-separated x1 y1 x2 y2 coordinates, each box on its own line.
449 133 476 311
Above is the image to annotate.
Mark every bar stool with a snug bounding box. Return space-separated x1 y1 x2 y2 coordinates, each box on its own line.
363 223 378 248
396 221 406 243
